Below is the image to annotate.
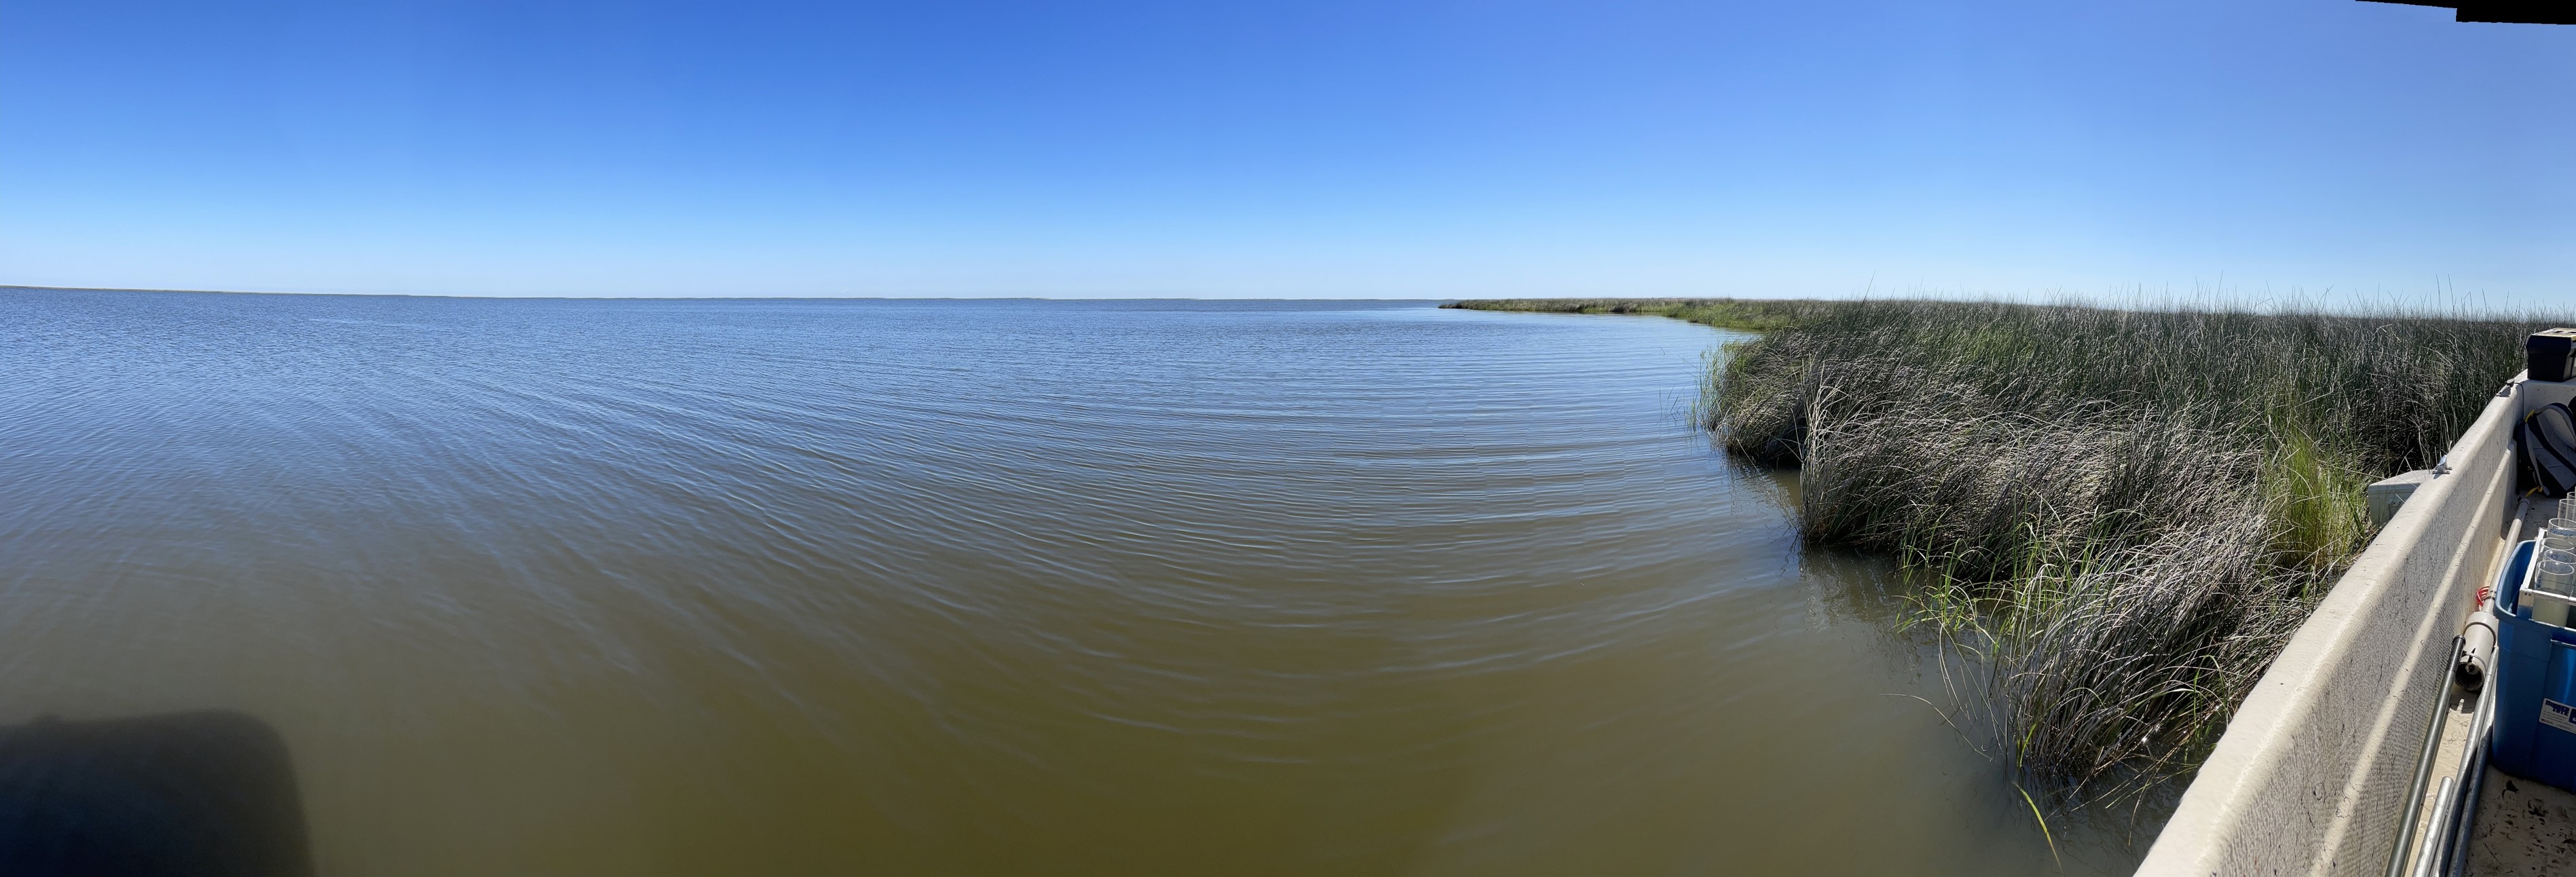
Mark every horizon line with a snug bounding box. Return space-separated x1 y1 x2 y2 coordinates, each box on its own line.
0 284 1480 303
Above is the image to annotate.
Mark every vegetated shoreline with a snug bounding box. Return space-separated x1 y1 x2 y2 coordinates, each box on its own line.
1447 297 2569 810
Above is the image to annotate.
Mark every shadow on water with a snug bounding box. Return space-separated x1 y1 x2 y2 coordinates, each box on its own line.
0 711 311 877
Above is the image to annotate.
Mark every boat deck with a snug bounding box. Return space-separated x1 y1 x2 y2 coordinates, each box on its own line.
2461 766 2576 875
2406 688 2576 876
2402 498 2576 876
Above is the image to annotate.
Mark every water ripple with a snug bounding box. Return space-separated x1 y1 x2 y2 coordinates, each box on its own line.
0 291 2123 876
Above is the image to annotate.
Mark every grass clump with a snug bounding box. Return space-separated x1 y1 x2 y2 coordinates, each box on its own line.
1459 297 2562 804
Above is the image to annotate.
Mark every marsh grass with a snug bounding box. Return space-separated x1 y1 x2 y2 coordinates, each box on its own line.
1454 296 2564 806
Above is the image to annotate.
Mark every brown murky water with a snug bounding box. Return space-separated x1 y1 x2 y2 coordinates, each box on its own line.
0 290 2147 875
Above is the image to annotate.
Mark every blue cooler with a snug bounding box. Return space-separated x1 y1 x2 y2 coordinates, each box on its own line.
2491 539 2576 788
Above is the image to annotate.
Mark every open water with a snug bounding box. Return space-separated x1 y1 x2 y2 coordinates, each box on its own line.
0 290 2145 875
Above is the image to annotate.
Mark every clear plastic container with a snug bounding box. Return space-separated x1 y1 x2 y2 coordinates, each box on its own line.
2531 559 2576 626
2540 558 2576 612
2550 519 2576 555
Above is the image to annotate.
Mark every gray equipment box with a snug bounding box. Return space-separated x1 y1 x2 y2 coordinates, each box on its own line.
2367 469 2436 529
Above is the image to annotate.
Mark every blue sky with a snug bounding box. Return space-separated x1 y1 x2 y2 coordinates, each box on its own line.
2 1 2570 302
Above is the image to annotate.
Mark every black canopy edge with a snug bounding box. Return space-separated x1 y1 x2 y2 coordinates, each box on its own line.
2360 1 2576 24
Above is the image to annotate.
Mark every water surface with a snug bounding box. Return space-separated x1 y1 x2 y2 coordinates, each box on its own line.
0 291 2140 874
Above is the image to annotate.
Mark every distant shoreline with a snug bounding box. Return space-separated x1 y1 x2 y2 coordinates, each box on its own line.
0 285 1451 303
1441 297 1823 333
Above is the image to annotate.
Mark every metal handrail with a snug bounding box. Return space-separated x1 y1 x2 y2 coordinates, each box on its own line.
2386 636 2464 877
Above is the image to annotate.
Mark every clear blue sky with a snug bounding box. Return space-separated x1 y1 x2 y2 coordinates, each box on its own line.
2 1 2569 303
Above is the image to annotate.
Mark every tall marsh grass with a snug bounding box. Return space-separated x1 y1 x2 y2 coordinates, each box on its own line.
1449 297 2561 804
